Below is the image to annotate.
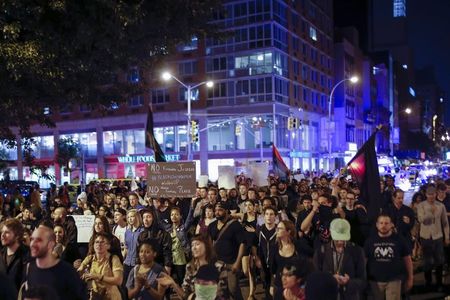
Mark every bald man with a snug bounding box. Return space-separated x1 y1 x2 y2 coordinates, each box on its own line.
22 226 87 300
53 207 78 245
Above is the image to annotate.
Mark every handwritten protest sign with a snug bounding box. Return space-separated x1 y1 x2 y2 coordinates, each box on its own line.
71 215 95 243
147 162 196 198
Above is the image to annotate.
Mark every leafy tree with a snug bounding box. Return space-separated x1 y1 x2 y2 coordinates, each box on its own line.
56 137 80 170
0 0 223 140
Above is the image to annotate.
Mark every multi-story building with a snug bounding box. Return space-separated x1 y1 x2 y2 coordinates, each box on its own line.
2 0 337 186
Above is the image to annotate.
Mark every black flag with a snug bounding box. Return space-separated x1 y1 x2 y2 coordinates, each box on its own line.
145 105 166 162
346 129 382 221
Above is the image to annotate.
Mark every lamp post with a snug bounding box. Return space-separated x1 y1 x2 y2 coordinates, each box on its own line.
162 72 213 161
328 76 359 171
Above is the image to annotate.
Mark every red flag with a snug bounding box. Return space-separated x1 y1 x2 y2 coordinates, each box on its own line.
347 130 381 221
272 145 289 180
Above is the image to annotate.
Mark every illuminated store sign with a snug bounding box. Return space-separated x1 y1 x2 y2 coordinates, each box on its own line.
117 154 181 163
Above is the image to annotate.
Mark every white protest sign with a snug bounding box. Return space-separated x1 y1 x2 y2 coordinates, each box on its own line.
71 215 95 243
248 162 269 186
218 166 236 189
198 175 209 188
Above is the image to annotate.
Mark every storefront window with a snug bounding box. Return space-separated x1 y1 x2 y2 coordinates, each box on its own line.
60 132 97 157
0 142 17 160
207 122 235 151
31 135 54 158
103 129 144 155
164 127 175 152
177 125 188 152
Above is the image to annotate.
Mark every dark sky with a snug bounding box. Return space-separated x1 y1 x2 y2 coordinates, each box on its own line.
408 0 450 125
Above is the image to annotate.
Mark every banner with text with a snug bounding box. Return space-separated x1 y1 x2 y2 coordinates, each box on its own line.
71 215 95 243
147 162 196 198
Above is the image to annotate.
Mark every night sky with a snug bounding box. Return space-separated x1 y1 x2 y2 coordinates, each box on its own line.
408 0 450 125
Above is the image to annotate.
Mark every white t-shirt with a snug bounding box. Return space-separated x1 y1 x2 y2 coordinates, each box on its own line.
113 224 127 249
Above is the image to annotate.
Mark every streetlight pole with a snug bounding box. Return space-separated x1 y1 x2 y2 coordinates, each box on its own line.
328 76 359 172
162 72 213 161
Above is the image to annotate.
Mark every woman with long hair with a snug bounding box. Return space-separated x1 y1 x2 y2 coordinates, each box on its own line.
157 234 227 299
78 232 124 300
195 204 215 235
53 224 81 265
123 209 143 291
232 199 258 300
272 220 313 299
88 215 122 261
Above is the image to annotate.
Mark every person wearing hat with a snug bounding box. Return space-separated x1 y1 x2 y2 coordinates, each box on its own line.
313 218 366 300
416 185 449 292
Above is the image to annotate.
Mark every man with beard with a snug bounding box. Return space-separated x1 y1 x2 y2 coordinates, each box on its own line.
364 214 413 299
138 208 172 274
382 189 415 250
0 219 30 292
23 226 87 300
208 202 245 300
237 183 249 213
52 207 78 245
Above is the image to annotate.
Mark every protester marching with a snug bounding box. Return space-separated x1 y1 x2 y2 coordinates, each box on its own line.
1 127 450 300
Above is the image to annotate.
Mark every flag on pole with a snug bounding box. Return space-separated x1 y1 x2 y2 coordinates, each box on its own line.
145 105 166 162
346 128 382 221
272 145 289 181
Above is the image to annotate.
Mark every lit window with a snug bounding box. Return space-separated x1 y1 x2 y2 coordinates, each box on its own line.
393 0 406 17
309 27 317 41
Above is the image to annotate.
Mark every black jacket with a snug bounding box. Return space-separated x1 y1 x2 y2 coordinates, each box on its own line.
0 243 30 291
138 225 172 268
313 242 366 300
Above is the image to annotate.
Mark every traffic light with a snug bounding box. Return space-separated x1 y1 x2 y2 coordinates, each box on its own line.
287 117 299 130
235 124 242 136
288 117 293 130
191 120 199 142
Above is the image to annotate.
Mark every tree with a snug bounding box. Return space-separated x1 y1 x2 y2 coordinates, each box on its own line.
56 137 80 171
0 0 223 140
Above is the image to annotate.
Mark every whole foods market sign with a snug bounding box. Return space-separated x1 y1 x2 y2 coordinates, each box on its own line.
117 154 181 163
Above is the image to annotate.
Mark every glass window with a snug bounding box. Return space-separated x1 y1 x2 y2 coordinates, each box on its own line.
177 125 188 152
31 135 54 158
0 142 17 160
128 95 144 107
151 89 170 104
60 132 97 157
102 130 143 155
164 127 175 152
309 27 317 41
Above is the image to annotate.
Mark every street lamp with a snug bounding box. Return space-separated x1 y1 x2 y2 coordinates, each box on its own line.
405 107 412 114
328 76 359 171
162 72 213 161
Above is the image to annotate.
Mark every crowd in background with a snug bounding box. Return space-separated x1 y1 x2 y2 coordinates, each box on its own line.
0 170 449 300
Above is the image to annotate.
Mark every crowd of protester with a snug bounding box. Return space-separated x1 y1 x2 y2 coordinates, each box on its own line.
0 171 449 300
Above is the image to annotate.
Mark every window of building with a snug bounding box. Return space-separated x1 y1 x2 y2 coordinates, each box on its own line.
127 68 140 83
178 36 198 51
235 51 273 75
293 60 300 76
128 95 144 107
103 129 144 155
302 65 309 80
273 25 288 51
60 132 97 157
273 0 288 26
293 84 301 100
178 61 198 75
206 57 227 72
151 89 170 104
179 87 199 102
207 82 227 99
346 124 355 142
345 100 355 119
393 0 406 17
303 88 310 103
309 26 317 41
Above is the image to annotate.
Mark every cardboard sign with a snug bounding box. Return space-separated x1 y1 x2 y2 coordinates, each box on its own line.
218 166 236 189
71 215 95 243
147 162 196 198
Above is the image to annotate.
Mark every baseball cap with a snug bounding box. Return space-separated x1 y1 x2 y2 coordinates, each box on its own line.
330 218 351 241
